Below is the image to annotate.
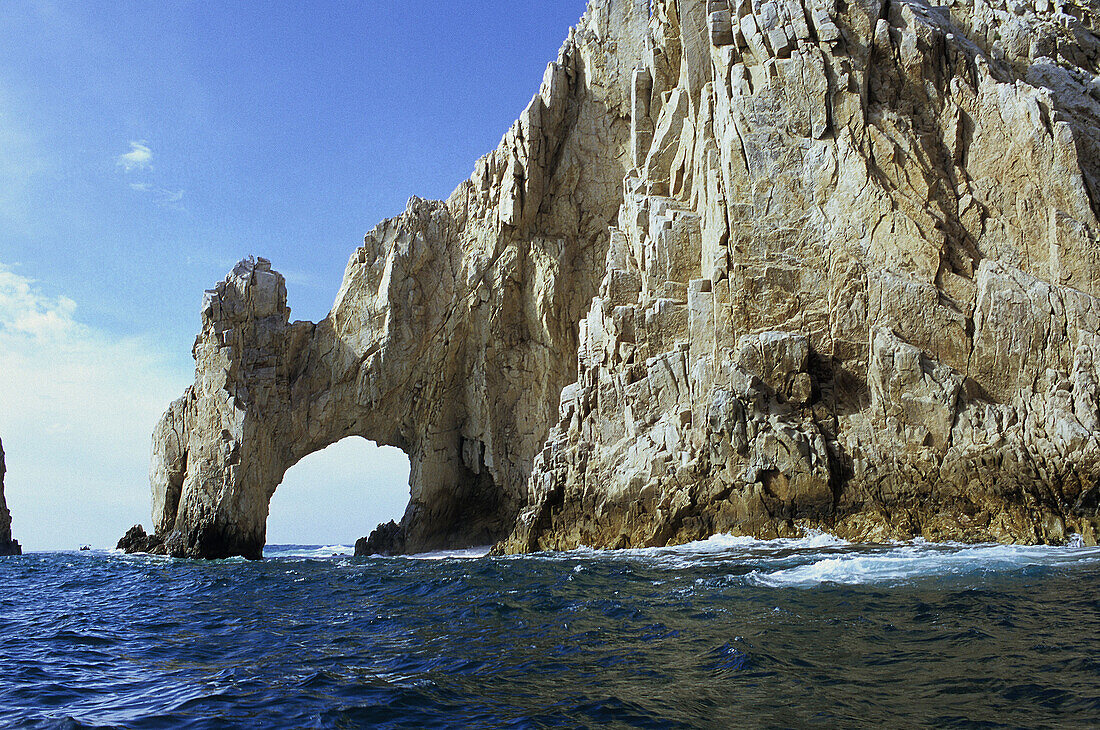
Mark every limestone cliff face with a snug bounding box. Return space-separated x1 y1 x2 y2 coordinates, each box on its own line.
502 0 1100 551
143 0 1100 558
0 438 22 557
145 1 653 559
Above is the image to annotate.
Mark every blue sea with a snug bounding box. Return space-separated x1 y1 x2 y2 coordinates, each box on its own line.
1 535 1098 729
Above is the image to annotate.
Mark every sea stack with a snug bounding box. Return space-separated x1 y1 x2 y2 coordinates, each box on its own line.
0 438 22 556
137 0 1100 559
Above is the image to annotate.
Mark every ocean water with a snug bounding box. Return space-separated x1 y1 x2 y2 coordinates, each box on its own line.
1 536 1098 729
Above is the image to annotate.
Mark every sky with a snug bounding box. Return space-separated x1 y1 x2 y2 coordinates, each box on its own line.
0 0 590 551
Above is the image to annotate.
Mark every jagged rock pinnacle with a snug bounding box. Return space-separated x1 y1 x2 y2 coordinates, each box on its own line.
0 438 23 557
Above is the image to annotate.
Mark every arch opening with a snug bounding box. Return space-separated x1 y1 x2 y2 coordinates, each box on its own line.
265 436 410 553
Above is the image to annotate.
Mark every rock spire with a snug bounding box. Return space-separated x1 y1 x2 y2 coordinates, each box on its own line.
1 438 22 557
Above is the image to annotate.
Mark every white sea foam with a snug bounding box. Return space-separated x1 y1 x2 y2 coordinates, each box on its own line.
746 540 1100 588
407 546 493 561
536 530 1100 586
601 530 851 569
558 530 847 558
673 530 849 552
123 534 1100 584
268 544 355 559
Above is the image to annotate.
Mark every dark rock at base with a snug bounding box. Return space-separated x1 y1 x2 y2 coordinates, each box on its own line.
0 436 19 557
355 521 406 556
117 525 165 555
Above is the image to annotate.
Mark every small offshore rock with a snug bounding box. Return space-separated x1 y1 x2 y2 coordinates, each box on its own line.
0 437 21 557
355 521 406 557
116 525 165 555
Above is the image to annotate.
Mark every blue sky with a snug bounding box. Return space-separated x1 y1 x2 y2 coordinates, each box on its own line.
0 0 590 551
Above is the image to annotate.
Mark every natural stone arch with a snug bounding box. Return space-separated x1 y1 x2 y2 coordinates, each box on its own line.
130 0 1100 558
144 1 653 559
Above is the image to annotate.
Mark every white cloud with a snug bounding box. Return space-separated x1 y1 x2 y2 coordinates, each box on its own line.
0 263 191 551
0 263 411 551
0 268 76 339
116 141 152 172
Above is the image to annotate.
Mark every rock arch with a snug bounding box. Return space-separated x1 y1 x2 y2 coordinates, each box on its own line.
145 1 653 559
135 0 1100 557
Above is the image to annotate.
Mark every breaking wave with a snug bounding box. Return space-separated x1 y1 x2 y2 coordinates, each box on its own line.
744 539 1100 588
265 544 356 559
270 532 1100 589
530 530 1100 588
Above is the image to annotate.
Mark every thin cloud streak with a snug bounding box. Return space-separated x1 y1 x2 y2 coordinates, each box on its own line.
129 182 185 207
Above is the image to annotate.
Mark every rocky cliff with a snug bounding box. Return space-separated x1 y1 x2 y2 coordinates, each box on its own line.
137 1 652 559
137 0 1100 558
0 438 22 556
501 0 1100 551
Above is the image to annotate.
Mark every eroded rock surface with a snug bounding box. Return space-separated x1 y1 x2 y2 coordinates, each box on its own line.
0 438 22 557
144 1 653 559
500 0 1100 551
141 0 1100 558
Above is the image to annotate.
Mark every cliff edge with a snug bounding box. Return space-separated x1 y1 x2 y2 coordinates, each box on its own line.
133 0 1100 558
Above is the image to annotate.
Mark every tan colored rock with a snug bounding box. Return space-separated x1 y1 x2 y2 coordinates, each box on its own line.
142 2 653 559
497 0 1100 552
141 0 1100 558
0 438 22 557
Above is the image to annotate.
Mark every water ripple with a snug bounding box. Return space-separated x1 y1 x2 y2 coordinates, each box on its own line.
0 538 1098 728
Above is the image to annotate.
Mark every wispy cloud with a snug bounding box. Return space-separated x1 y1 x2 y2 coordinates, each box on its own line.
129 181 185 207
116 141 152 172
118 142 185 209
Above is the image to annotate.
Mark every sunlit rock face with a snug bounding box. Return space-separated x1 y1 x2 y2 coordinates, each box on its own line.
500 0 1100 552
0 438 22 557
144 1 653 559
144 0 1100 559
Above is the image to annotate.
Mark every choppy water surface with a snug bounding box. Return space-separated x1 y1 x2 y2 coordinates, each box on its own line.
1 536 1098 729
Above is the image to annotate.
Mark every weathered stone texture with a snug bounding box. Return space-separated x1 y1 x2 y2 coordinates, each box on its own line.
499 0 1100 552
142 1 653 558
0 438 22 557
139 0 1100 558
